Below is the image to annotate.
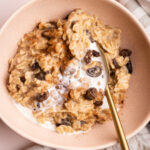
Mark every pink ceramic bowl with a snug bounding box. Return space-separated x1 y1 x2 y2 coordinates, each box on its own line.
0 0 150 149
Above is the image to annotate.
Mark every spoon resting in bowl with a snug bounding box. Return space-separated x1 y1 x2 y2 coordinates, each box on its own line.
98 44 130 150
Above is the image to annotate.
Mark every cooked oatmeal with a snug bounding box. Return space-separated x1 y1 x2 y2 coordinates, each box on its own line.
7 9 132 134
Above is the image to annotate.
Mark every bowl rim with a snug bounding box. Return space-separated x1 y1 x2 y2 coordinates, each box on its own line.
0 0 150 149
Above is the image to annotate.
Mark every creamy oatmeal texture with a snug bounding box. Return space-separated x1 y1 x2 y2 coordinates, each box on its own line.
8 9 132 134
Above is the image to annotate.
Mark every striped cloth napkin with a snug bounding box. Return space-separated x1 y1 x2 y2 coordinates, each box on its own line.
118 0 150 36
26 1 150 150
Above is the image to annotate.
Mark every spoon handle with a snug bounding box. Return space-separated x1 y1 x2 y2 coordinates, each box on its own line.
105 85 130 150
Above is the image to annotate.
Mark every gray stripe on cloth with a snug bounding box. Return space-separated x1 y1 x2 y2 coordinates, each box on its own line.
118 0 150 37
139 14 150 27
125 0 139 12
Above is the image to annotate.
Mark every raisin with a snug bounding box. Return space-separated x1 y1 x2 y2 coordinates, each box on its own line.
126 60 133 74
66 49 74 60
41 29 52 39
85 30 95 42
68 89 73 99
56 118 72 127
80 120 86 125
16 85 20 91
84 56 91 64
36 91 49 102
113 59 120 69
55 84 62 89
84 50 93 64
61 118 72 126
64 11 72 20
121 100 124 104
94 101 103 106
92 50 100 57
86 66 102 77
84 50 100 64
85 88 97 100
70 21 76 29
64 14 69 20
37 102 40 108
119 49 132 57
49 21 57 28
33 108 36 111
31 61 40 70
59 66 65 74
35 71 46 80
56 123 60 127
110 68 115 77
20 76 25 83
36 22 40 29
85 29 90 35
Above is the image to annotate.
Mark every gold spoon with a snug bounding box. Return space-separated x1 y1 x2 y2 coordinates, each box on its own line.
98 45 130 150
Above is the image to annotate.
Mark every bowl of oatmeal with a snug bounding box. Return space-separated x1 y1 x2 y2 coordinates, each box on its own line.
0 0 150 149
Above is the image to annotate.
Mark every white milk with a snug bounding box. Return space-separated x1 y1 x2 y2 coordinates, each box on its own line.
14 42 110 133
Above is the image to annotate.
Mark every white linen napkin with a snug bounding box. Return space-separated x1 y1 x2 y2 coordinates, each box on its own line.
26 1 150 150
